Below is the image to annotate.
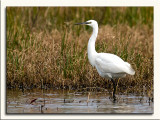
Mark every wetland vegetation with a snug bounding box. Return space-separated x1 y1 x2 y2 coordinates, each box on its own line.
7 7 153 97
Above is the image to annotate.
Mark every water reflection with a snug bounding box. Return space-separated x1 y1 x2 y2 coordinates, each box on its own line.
7 89 153 113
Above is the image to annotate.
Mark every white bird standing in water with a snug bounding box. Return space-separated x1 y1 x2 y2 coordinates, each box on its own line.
75 20 135 100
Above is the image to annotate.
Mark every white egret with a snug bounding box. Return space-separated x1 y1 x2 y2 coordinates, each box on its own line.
75 20 135 100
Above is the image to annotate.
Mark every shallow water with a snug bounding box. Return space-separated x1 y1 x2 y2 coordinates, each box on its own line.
7 89 153 113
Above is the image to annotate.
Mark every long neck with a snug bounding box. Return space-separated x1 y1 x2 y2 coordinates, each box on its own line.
87 25 98 66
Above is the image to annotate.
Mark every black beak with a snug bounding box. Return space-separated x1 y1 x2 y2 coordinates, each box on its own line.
74 22 90 25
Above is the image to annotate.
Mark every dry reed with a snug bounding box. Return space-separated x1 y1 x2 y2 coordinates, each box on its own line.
7 7 153 96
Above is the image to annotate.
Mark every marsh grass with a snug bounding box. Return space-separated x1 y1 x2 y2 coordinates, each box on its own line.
7 7 153 96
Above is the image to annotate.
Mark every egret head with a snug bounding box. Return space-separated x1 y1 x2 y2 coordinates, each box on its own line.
75 20 98 28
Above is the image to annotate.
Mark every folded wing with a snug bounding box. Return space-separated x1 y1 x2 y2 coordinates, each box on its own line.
95 53 135 75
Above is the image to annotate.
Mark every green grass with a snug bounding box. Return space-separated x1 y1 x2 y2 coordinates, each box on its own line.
7 7 153 96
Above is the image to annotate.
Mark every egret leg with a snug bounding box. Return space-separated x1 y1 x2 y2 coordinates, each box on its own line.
111 78 117 101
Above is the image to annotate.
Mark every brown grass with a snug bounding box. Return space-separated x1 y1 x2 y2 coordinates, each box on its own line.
7 7 153 97
7 23 153 96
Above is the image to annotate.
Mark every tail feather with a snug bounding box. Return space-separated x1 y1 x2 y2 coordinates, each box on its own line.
125 62 135 75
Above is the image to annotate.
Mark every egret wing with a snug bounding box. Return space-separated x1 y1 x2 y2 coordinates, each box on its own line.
95 53 135 75
95 57 126 74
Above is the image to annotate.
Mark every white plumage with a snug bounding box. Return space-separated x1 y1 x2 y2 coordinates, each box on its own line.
95 53 135 79
75 20 135 100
